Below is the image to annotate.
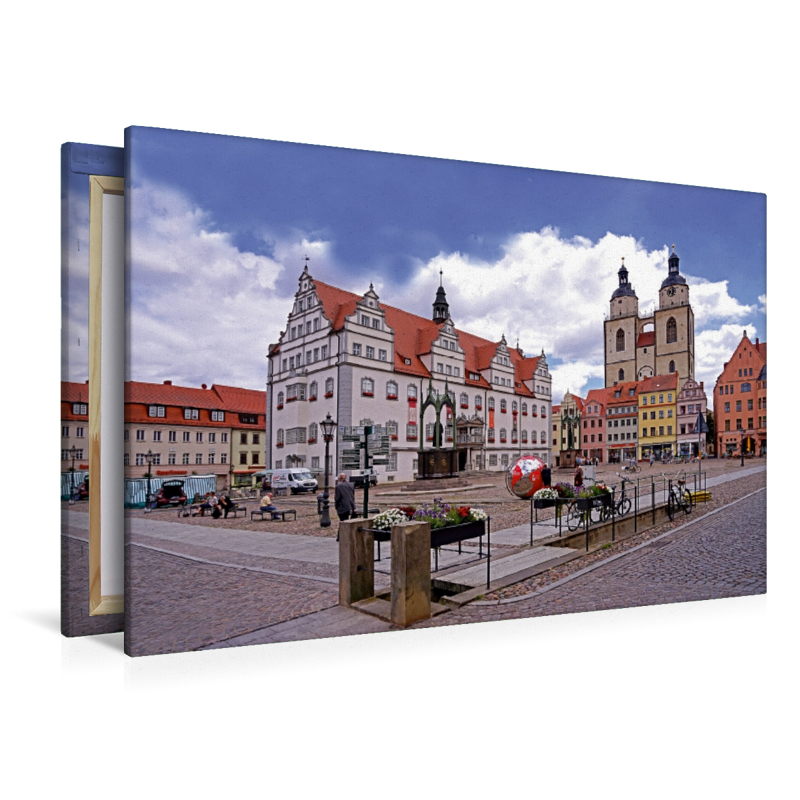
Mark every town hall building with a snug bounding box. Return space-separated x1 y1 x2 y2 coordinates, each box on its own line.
266 265 553 483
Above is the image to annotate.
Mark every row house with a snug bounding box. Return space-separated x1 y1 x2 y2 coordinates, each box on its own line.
266 265 552 482
123 380 266 488
713 331 767 457
676 378 708 457
61 381 90 474
551 391 585 468
638 373 678 459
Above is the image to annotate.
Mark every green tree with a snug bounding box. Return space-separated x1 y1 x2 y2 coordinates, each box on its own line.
706 411 714 445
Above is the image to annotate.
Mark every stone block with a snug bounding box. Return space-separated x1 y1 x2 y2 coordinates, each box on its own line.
390 521 431 626
338 517 374 607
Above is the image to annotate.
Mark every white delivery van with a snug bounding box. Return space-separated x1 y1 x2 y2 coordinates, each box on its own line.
270 468 318 494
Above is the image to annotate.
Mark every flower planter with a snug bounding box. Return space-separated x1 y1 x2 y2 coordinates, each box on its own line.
324 392 334 398
430 519 486 549
533 498 557 509
576 494 611 511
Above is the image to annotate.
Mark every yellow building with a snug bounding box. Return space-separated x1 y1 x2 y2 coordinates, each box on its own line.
637 373 678 460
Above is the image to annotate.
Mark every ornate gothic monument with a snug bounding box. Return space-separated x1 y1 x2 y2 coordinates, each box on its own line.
603 246 695 389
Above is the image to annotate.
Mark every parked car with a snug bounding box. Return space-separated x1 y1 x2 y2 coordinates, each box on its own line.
270 469 318 495
348 468 378 488
154 479 188 507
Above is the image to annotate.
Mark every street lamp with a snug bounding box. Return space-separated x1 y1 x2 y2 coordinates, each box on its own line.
68 445 78 504
320 412 337 528
144 448 154 512
561 408 581 463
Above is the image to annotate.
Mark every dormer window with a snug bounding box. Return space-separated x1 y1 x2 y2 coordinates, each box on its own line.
183 408 199 420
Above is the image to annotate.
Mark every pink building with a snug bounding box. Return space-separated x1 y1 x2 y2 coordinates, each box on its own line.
676 378 708 457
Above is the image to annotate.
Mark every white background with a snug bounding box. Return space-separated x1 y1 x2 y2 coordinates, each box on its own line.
2 2 795 797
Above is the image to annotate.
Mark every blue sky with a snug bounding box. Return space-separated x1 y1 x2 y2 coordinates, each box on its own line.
124 125 766 401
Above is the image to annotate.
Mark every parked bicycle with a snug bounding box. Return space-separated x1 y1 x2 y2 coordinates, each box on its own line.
666 471 693 520
605 475 633 519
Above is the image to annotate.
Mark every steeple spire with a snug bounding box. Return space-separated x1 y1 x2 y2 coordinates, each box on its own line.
432 267 450 322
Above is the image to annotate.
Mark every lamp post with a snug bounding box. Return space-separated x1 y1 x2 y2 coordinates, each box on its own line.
561 407 581 464
68 445 78 504
739 428 752 467
144 448 154 512
320 412 337 528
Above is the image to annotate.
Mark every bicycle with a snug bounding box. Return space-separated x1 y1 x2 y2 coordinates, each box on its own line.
667 471 693 520
621 461 641 474
606 475 633 518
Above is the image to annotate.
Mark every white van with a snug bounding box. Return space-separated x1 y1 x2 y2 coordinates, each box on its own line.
270 468 318 494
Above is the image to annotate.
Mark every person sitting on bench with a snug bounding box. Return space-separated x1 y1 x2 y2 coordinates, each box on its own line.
218 493 234 518
259 492 279 518
198 492 218 517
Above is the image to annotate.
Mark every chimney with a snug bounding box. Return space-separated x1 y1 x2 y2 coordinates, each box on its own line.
755 338 759 346
202 383 207 389
163 380 172 385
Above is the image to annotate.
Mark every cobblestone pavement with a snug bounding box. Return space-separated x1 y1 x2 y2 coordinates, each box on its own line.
124 546 340 657
413 485 766 630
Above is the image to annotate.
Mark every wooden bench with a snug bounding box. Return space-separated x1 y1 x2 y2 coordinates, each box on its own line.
250 508 297 522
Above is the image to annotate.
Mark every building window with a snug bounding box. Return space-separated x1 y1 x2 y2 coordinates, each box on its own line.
408 384 418 399
62 426 69 437
366 346 375 359
136 430 145 441
182 453 190 465
669 360 675 373
277 391 284 408
123 453 130 466
308 423 318 443
325 378 334 397
221 453 227 464
211 410 225 422
168 453 176 465
475 395 482 410
148 405 166 418
321 346 328 359
72 403 88 415
208 453 215 464
239 452 248 464
500 400 507 413
406 423 418 439
741 382 751 392
488 398 495 411
309 381 318 400
221 433 228 443
386 381 398 399
666 317 677 343
168 431 176 442
616 329 625 351
184 408 199 420
196 432 203 443
276 429 284 447
195 453 203 464
361 378 374 396
379 349 387 361
153 431 162 442
135 453 145 466
353 343 362 356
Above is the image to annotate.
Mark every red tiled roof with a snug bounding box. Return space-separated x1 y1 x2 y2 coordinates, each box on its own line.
213 384 267 415
312 278 543 394
638 373 678 393
61 381 89 403
637 331 655 348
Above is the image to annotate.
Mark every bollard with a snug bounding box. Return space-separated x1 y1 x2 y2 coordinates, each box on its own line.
338 517 375 607
390 521 432 627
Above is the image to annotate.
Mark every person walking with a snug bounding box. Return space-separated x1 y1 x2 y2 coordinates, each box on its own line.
574 463 584 488
334 473 357 541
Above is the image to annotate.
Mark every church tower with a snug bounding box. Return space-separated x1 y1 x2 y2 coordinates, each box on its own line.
604 257 639 387
654 245 695 385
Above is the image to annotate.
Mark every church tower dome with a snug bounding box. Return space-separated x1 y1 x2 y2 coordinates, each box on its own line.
660 244 687 290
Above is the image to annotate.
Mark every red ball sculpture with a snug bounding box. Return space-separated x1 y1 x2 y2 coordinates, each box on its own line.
507 455 547 499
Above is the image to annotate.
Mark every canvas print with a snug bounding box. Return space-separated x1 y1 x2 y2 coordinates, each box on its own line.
123 125 766 657
61 142 125 636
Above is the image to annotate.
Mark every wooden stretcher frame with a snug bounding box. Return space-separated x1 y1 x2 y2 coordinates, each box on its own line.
88 174 124 615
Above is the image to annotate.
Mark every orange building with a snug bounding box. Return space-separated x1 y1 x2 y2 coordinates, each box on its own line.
713 331 766 457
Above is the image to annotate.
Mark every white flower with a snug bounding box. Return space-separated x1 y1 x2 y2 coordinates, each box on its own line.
372 508 409 530
533 488 558 500
469 508 488 521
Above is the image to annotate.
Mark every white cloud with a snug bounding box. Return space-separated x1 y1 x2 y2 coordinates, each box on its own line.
128 183 332 389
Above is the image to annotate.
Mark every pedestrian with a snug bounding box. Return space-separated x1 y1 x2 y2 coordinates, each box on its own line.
334 473 356 522
541 463 551 487
574 464 584 488
649 453 655 467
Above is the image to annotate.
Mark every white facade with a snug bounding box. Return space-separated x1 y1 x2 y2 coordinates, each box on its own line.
266 268 552 482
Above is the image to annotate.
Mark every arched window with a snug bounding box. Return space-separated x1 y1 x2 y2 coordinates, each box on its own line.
669 360 675 374
500 399 507 413
500 428 507 442
540 430 547 443
386 380 398 399
540 405 546 418
277 391 284 408
741 383 751 393
488 397 495 410
618 368 625 381
522 430 528 442
276 429 284 446
522 402 528 415
308 423 318 442
361 378 374 396
475 395 483 410
666 317 677 344
460 392 469 408
407 384 417 399
616 329 625 352
325 377 334 397
309 381 318 400
512 401 518 412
